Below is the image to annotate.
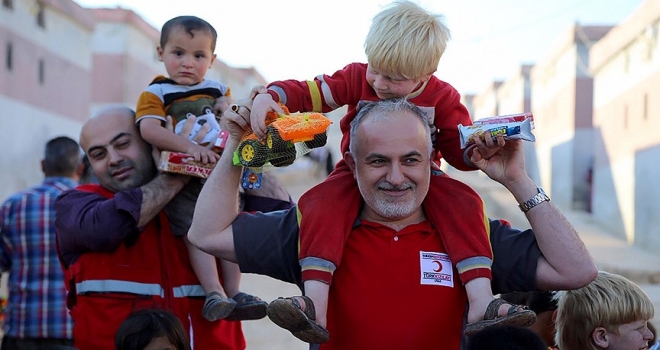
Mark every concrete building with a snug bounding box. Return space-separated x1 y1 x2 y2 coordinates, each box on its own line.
589 0 660 247
0 0 266 202
530 24 612 211
495 64 540 184
470 81 502 119
0 0 93 201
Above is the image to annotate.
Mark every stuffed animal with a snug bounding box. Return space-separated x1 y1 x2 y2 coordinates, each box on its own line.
174 106 221 146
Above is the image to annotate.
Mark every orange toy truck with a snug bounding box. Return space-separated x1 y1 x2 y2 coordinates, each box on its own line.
235 106 332 168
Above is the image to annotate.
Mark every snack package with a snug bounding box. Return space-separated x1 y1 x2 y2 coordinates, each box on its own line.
458 112 535 149
157 130 229 179
158 151 215 178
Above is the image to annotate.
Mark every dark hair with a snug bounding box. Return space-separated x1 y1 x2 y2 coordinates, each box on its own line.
160 16 217 51
43 136 81 177
467 325 547 350
115 308 191 350
501 291 558 314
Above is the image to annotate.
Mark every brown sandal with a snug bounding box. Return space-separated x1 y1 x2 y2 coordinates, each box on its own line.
266 296 330 343
464 298 537 337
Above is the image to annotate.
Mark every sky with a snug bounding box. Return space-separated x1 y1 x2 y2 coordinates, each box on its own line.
75 0 646 95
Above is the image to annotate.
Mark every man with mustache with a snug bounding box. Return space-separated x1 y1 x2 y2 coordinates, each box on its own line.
189 98 597 349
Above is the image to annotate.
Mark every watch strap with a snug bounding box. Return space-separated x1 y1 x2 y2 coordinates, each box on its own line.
518 187 550 213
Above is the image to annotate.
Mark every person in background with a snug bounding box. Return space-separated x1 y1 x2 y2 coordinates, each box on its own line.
115 308 191 350
0 136 81 350
554 271 655 350
466 325 548 350
501 290 559 348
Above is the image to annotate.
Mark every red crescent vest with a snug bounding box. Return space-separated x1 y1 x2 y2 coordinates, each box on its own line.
60 184 245 350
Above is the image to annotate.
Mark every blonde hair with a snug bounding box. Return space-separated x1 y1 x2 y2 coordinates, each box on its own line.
364 0 450 80
554 271 654 350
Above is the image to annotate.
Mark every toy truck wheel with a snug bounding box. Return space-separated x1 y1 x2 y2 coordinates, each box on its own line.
269 147 297 167
303 131 328 149
238 140 268 167
267 125 289 152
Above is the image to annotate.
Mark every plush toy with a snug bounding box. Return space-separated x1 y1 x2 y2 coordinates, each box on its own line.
174 107 221 146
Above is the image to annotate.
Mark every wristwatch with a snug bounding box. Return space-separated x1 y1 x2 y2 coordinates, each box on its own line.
518 187 550 213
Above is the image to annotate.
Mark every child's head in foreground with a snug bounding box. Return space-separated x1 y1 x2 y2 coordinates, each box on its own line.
364 1 450 99
157 16 217 86
115 308 191 350
554 271 654 350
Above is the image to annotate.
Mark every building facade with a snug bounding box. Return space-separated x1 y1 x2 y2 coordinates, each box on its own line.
590 0 660 246
0 0 266 201
530 24 611 211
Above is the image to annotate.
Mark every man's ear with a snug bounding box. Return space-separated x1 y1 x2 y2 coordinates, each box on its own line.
156 46 164 62
344 151 356 175
592 327 609 348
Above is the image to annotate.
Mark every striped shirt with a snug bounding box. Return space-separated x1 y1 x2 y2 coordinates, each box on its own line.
0 177 75 339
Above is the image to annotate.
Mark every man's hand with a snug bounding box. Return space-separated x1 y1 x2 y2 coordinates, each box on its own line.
473 130 505 159
214 96 232 115
470 136 527 187
223 100 253 144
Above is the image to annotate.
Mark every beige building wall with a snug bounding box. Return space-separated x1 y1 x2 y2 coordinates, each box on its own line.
471 81 501 119
0 0 93 201
530 24 611 210
590 0 660 246
496 65 540 184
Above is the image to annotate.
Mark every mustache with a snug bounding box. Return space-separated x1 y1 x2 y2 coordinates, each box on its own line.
109 160 132 173
377 182 413 191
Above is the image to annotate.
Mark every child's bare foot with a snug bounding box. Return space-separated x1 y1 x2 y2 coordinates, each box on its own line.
464 298 536 336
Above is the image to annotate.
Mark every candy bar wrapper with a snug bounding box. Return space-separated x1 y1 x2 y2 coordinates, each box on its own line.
158 151 215 179
458 115 535 149
472 112 534 129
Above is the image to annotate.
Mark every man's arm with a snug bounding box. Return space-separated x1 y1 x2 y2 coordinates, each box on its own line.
137 173 187 227
472 137 598 290
54 174 186 265
188 107 245 262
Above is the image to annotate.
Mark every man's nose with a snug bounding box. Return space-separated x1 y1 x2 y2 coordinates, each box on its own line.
386 163 406 184
107 148 123 165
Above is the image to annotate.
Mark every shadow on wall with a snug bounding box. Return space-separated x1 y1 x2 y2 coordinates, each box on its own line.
634 144 660 249
591 128 626 240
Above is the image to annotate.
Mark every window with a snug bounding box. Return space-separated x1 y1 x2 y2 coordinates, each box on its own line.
2 0 13 10
38 59 45 84
36 1 45 28
5 42 12 70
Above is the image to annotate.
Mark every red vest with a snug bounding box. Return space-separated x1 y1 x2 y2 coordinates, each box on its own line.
61 184 245 350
